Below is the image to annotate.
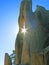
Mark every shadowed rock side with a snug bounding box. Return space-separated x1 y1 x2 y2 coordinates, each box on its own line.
15 0 49 65
4 53 12 65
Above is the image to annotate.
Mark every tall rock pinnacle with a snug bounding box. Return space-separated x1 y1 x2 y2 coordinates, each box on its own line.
4 0 49 65
19 0 32 30
15 0 49 65
20 0 32 12
4 53 12 65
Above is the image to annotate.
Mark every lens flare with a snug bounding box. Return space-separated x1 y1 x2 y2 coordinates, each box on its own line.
21 24 27 35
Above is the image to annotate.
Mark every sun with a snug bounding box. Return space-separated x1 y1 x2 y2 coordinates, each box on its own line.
21 23 28 35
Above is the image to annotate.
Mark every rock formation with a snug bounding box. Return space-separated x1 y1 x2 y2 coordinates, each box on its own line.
4 53 12 65
15 0 49 65
4 0 49 65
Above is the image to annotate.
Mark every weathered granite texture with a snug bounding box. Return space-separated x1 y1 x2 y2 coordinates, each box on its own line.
4 53 12 65
15 0 49 65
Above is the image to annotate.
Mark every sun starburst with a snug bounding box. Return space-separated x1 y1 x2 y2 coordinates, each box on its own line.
21 23 28 35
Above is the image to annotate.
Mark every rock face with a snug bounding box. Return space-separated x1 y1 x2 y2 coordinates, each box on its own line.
15 0 49 65
4 0 49 65
46 51 49 65
4 53 12 65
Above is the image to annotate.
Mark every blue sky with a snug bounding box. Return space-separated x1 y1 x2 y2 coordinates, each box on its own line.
0 0 49 65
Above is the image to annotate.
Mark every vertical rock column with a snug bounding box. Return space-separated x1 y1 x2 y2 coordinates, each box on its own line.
15 0 32 65
4 53 12 65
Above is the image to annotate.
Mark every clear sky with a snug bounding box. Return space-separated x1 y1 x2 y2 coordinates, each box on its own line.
0 0 49 65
